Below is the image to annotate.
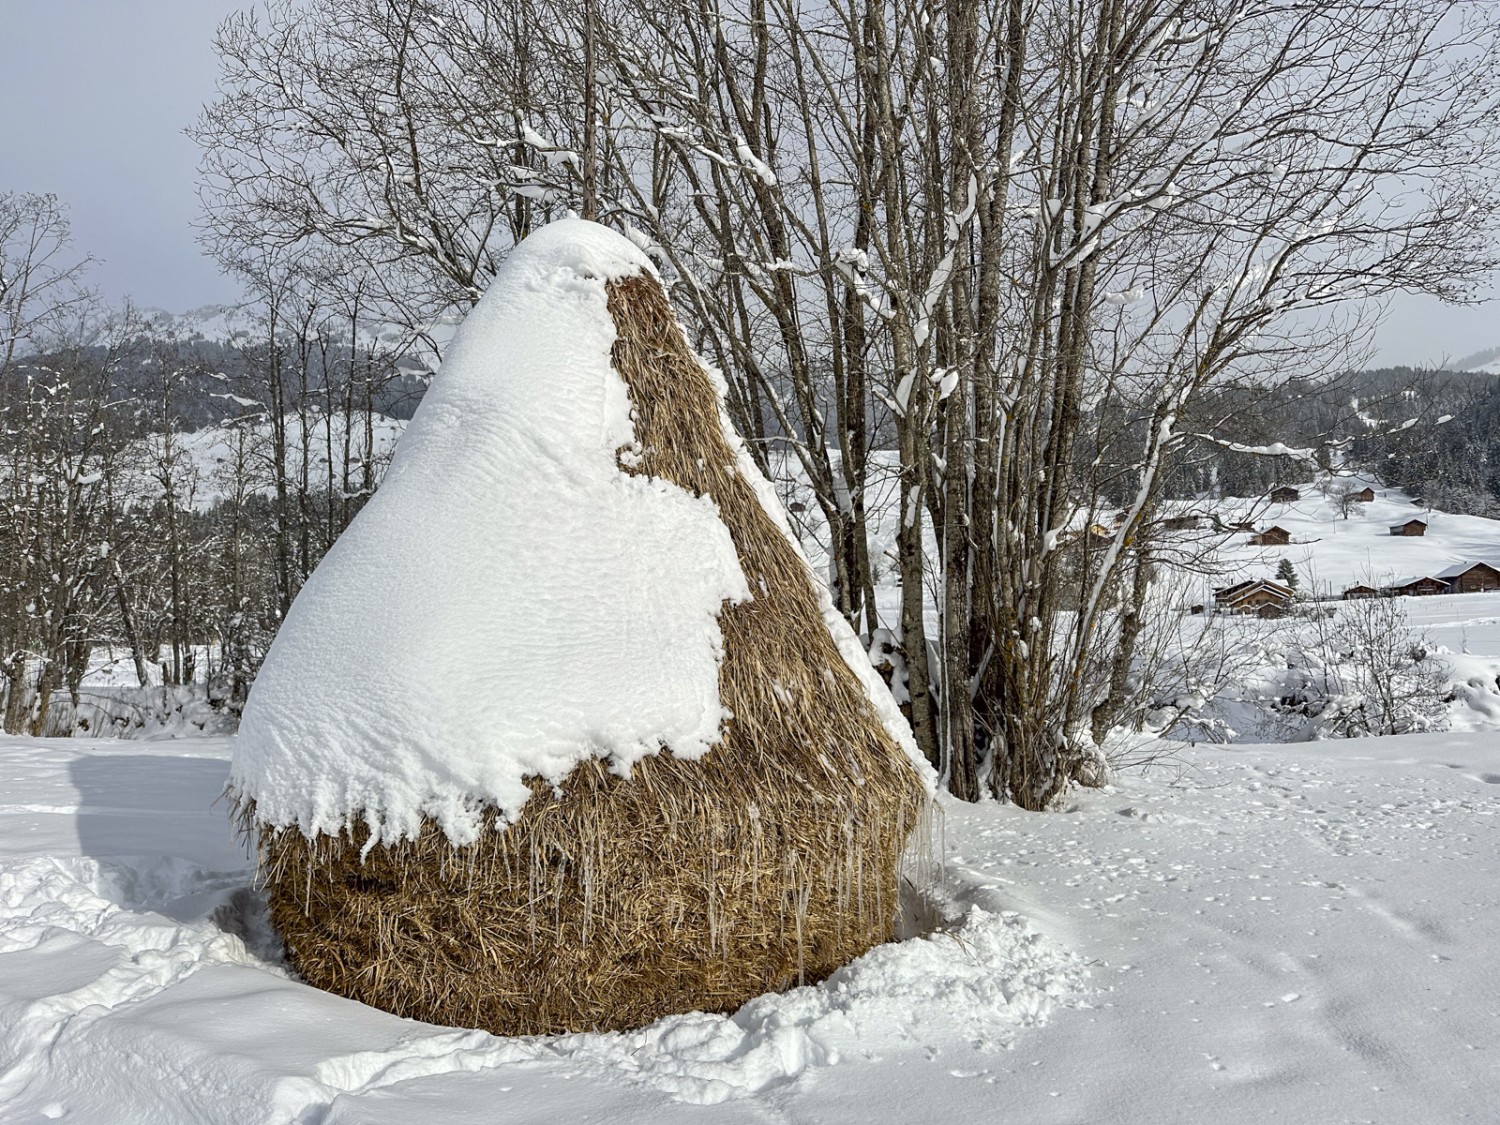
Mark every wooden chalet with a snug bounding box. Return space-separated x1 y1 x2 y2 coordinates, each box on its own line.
1353 486 1376 503
1341 584 1381 600
1269 486 1301 503
1249 525 1291 546
1213 579 1294 617
1437 562 1500 594
1386 575 1449 597
1162 514 1200 531
1389 519 1427 537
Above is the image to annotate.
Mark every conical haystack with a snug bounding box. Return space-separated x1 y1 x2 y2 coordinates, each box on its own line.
231 220 933 1036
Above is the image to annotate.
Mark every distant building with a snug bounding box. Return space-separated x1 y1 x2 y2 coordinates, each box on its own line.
1249 525 1291 546
1213 579 1294 616
1269 486 1301 503
1342 584 1381 600
1353 487 1376 503
1162 515 1200 531
1388 519 1427 537
1389 563 1500 596
1436 562 1500 594
1386 575 1449 597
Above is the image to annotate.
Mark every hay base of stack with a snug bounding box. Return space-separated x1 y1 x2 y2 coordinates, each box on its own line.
252 271 928 1037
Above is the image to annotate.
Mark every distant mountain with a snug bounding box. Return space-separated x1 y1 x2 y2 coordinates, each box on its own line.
1452 345 1500 374
136 304 263 347
8 308 435 428
135 304 447 368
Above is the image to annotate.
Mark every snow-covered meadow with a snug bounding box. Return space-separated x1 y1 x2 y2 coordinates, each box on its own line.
14 454 1499 1121
12 449 1500 1116
118 411 407 514
1208 481 1500 598
1 726 1495 1122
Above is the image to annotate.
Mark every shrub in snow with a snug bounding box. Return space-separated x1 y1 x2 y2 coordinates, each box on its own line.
1271 596 1448 739
229 220 933 1036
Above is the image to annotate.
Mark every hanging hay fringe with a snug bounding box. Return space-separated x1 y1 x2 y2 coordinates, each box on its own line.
250 271 929 1037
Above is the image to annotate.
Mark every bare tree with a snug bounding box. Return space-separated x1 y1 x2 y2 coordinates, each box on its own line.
0 320 132 732
1281 591 1448 739
194 0 1500 809
0 195 109 731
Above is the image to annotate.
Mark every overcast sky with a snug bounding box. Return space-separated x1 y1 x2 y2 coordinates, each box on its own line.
0 0 1496 367
0 0 244 312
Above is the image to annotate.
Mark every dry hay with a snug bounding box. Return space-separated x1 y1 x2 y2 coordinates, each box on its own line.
253 271 929 1037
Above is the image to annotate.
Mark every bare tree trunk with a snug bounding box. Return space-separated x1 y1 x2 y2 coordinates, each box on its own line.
3 654 28 736
28 658 59 737
111 558 150 689
581 0 598 220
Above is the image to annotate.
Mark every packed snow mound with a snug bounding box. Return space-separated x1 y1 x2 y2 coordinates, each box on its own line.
232 219 753 845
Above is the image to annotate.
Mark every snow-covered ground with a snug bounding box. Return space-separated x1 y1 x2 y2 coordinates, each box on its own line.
2 729 1495 1123
1207 481 1498 597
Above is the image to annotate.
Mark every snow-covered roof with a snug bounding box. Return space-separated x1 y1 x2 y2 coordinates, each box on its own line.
232 220 758 845
1387 575 1448 587
1213 578 1292 600
1436 561 1500 580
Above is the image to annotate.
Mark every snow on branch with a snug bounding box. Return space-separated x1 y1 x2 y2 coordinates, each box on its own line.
1190 413 1456 465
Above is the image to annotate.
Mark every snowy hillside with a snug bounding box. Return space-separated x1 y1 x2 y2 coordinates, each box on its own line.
1 731 1495 1122
137 303 265 347
119 412 406 511
1207 480 1500 596
137 303 448 363
1453 344 1500 375
768 462 1500 615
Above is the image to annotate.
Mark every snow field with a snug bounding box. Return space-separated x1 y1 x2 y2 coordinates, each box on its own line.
2 730 1496 1121
0 735 1083 1123
935 734 1500 1122
1208 481 1500 596
119 411 406 514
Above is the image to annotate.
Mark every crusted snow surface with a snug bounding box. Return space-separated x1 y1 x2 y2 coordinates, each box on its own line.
232 219 752 844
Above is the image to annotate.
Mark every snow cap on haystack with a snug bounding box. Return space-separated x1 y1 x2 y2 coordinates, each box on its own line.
232 218 933 1036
